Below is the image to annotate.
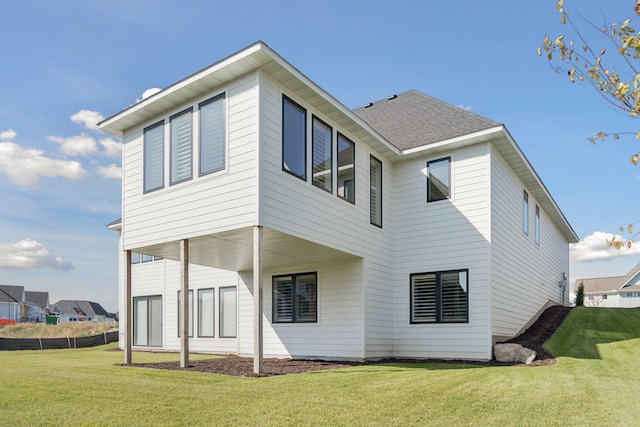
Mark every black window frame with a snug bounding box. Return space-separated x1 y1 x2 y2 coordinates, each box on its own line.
199 93 226 177
410 269 469 324
169 107 194 186
535 204 540 245
426 157 451 202
370 155 383 228
282 95 307 181
143 120 165 194
523 190 529 235
337 132 355 204
272 272 318 324
311 115 333 193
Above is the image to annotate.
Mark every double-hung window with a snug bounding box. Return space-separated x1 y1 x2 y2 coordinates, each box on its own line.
411 270 468 323
370 155 383 227
272 273 317 323
282 95 307 180
199 94 225 176
143 121 164 193
312 116 332 192
427 157 450 202
337 133 355 204
170 108 193 185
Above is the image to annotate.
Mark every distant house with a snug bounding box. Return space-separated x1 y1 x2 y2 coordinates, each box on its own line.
101 41 577 369
25 291 50 323
0 285 26 322
51 300 116 323
576 263 640 308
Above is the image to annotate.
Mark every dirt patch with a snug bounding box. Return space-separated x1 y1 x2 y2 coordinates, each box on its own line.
132 305 572 376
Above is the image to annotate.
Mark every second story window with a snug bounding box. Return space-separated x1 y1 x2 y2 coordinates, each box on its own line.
427 157 450 202
523 190 529 235
199 94 225 176
170 109 193 185
282 95 307 180
370 155 383 227
143 121 164 193
312 116 332 193
337 133 355 204
535 205 540 245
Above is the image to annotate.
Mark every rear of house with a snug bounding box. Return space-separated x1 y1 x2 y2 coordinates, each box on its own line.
577 263 640 308
101 41 577 365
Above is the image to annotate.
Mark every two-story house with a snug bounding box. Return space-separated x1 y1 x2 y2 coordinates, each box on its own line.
101 41 578 372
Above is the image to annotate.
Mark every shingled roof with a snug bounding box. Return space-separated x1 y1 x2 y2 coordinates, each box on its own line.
0 285 24 303
352 90 501 151
52 300 111 318
25 291 49 308
576 262 640 293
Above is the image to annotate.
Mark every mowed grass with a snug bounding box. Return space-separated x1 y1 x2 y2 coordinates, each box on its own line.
1 307 639 426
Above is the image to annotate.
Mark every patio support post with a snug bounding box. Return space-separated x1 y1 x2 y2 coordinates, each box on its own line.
124 249 132 365
253 225 263 374
180 239 190 368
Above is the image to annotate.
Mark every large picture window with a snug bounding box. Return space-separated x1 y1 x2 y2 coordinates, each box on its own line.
219 286 237 338
337 133 355 204
143 121 164 193
427 157 450 202
198 288 215 338
199 94 225 176
272 273 317 323
282 95 307 180
312 116 332 193
410 270 468 323
370 155 383 227
170 108 193 185
133 295 162 347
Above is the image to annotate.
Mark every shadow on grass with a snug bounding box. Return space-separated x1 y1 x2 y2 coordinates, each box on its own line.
546 307 640 360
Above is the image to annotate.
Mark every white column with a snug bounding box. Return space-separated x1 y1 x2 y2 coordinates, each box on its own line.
253 226 263 374
180 239 190 368
124 249 132 365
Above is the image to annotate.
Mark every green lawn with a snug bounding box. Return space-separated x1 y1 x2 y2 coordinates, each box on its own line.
1 307 639 426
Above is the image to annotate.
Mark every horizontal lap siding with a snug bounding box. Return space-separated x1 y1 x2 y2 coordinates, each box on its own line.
258 73 394 358
237 260 364 359
131 260 239 353
490 146 570 338
122 74 259 249
393 145 492 360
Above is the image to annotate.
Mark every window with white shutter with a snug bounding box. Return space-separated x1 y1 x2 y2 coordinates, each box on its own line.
143 121 164 193
170 109 193 185
411 270 468 323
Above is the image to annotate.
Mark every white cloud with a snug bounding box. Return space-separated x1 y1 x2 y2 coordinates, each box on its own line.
97 163 121 179
99 138 122 157
0 129 17 140
137 87 161 102
456 104 474 112
70 110 104 131
0 239 74 271
48 134 97 157
0 142 86 187
570 231 640 262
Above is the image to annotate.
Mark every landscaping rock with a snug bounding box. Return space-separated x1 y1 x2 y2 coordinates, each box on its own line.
494 343 537 364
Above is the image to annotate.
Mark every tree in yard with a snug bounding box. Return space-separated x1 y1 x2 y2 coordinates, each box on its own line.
539 0 640 248
575 283 585 307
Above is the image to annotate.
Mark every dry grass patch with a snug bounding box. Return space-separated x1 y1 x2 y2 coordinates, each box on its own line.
0 321 116 338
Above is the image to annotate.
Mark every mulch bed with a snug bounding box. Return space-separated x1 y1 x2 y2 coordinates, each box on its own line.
132 305 572 377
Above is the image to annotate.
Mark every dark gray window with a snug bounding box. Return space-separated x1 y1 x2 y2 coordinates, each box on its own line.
133 295 162 347
143 121 164 193
337 133 355 204
427 157 450 202
523 190 529 235
170 108 193 185
273 273 317 323
312 116 333 193
535 205 540 245
370 155 383 227
199 94 225 176
411 270 468 323
282 96 307 180
198 288 215 338
219 286 237 338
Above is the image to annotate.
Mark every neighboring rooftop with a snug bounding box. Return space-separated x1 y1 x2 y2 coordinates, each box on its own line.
576 262 640 293
52 300 112 318
25 291 50 308
352 89 501 151
0 285 24 303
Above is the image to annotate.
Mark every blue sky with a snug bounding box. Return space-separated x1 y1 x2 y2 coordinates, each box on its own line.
1 0 639 312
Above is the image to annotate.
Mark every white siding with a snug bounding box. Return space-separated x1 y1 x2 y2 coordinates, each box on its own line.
490 145 570 338
121 73 260 249
392 144 492 360
257 72 394 358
